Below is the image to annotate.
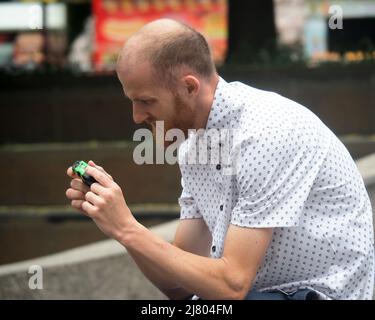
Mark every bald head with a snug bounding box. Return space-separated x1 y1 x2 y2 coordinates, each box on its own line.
117 19 216 87
130 18 187 41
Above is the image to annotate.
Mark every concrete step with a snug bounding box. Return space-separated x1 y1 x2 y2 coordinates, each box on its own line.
0 204 179 265
0 219 180 299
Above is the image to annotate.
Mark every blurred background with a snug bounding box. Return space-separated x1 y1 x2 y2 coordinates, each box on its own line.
0 0 374 269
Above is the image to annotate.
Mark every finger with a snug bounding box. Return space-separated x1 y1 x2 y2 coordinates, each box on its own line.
88 160 97 167
88 160 103 171
85 166 113 187
66 188 85 200
71 200 90 216
71 199 84 210
85 191 103 206
90 182 107 195
88 160 113 181
71 199 83 208
67 166 78 179
81 200 97 217
70 178 90 193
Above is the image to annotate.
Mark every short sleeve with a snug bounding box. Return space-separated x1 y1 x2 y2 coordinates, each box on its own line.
178 177 202 220
231 129 326 228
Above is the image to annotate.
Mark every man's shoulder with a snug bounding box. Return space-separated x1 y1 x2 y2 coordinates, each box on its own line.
225 79 276 101
232 87 326 136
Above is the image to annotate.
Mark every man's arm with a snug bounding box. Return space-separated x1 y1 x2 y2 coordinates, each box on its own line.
66 162 212 299
127 218 212 300
71 164 273 300
121 221 272 300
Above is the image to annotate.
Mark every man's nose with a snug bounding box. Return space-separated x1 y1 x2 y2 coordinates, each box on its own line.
132 105 148 124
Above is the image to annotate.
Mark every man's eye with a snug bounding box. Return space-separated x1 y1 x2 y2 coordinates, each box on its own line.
134 98 155 106
135 99 149 105
142 99 155 106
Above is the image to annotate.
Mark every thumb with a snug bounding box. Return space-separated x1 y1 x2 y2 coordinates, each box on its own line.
88 160 97 167
87 160 113 181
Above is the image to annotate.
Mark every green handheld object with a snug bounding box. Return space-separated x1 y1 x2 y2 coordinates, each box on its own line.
72 160 97 187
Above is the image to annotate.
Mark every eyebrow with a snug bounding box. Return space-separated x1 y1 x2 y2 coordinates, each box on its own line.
135 96 156 101
130 94 157 101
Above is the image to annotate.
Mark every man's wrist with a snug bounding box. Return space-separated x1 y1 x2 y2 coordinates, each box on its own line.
117 213 145 248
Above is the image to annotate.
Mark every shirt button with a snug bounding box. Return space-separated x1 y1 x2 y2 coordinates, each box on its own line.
219 205 224 211
216 164 221 170
212 245 216 253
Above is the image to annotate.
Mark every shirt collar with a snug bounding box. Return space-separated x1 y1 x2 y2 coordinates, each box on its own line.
205 76 233 131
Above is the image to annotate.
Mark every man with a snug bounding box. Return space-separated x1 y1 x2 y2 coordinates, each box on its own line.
66 19 374 300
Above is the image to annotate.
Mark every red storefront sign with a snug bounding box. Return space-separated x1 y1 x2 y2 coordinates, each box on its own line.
93 0 227 71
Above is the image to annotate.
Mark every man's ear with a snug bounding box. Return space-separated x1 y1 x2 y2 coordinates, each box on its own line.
182 75 200 97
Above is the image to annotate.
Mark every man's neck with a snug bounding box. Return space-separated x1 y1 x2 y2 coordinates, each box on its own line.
193 74 220 131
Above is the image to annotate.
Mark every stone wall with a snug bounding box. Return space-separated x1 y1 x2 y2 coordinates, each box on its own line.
1 64 374 144
0 220 179 299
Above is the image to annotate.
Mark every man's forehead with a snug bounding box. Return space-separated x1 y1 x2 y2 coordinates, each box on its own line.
117 58 153 78
119 74 161 100
118 60 155 88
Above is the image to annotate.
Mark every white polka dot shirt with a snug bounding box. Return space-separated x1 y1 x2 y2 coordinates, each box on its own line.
177 77 374 300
